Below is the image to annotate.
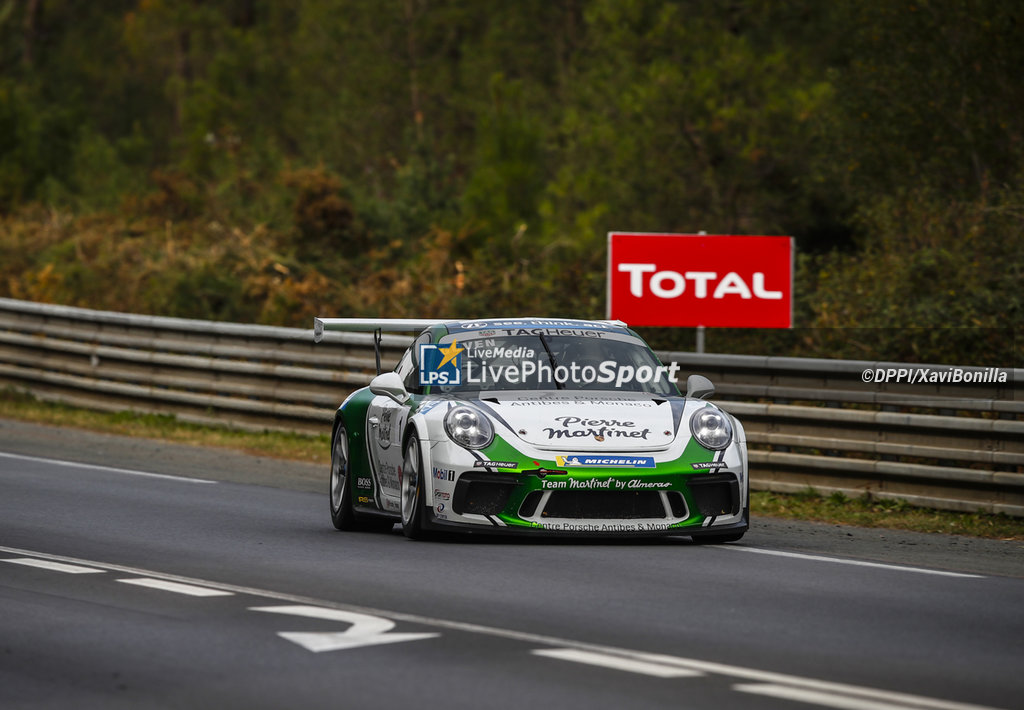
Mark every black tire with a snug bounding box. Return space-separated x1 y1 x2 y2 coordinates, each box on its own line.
329 424 359 530
400 434 429 540
330 424 395 533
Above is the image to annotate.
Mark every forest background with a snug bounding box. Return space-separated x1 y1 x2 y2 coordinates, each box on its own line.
0 0 1020 365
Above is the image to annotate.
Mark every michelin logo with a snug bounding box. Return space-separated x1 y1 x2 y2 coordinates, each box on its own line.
555 455 655 469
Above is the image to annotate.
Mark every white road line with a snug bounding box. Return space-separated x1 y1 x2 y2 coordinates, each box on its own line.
532 648 702 678
0 451 216 484
1 557 105 574
0 545 1007 710
604 652 1000 710
718 545 984 578
734 683 950 710
117 577 234 597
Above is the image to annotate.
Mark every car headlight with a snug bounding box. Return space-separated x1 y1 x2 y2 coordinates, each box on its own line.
689 407 732 450
444 406 494 449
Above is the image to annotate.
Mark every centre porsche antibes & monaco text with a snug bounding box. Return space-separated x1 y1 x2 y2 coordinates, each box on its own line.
313 317 748 542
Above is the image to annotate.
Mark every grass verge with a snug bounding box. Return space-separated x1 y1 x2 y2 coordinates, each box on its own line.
2 390 1021 540
751 489 1023 541
0 390 329 464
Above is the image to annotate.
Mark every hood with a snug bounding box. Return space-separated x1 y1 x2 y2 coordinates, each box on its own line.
473 391 686 452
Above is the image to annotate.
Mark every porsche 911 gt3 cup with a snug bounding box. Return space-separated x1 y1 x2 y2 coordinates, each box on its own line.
314 317 748 542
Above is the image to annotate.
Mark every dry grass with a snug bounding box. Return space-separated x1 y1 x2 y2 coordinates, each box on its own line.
752 489 1024 541
0 390 329 464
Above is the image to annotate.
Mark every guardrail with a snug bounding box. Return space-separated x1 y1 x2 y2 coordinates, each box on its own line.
663 352 1023 517
1 297 1021 517
0 297 408 433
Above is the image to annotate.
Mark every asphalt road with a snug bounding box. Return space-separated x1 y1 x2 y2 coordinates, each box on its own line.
1 419 1022 709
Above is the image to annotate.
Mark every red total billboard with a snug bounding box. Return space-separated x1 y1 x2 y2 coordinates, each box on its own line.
607 233 794 328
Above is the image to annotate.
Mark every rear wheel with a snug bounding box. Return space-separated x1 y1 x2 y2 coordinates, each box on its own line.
401 434 429 540
330 424 394 533
329 426 359 530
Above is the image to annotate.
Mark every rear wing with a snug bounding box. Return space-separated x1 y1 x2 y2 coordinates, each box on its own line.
312 316 633 374
314 317 446 375
313 317 445 343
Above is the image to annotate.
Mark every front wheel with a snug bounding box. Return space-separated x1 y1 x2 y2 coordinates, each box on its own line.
400 434 429 540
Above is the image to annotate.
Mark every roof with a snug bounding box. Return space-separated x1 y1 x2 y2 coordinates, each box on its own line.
314 317 630 342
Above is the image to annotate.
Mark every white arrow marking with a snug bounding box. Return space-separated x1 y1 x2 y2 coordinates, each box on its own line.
249 605 439 653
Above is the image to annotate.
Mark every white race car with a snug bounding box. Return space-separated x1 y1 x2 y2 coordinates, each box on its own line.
314 317 748 541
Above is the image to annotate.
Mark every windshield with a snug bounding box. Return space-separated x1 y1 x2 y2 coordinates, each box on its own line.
429 332 679 396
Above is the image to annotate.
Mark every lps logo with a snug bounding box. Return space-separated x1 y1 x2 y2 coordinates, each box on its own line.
418 340 463 386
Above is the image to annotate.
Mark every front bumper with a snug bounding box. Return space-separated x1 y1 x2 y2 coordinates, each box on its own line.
426 467 747 536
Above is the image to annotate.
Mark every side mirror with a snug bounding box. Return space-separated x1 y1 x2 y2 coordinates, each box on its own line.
685 374 715 400
370 372 410 404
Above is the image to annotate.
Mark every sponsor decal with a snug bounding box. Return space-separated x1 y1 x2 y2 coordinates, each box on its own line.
459 320 617 330
356 477 373 489
436 503 446 514
499 328 605 338
377 408 395 444
504 395 653 407
540 522 671 532
416 400 444 415
357 496 370 504
418 341 463 386
374 461 400 491
523 467 565 477
473 460 518 469
544 415 651 441
432 467 455 481
541 477 670 490
691 461 728 470
376 461 400 491
554 455 656 468
625 479 671 489
433 490 451 500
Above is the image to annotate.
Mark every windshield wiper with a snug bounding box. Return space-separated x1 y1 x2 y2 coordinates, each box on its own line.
538 334 564 389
